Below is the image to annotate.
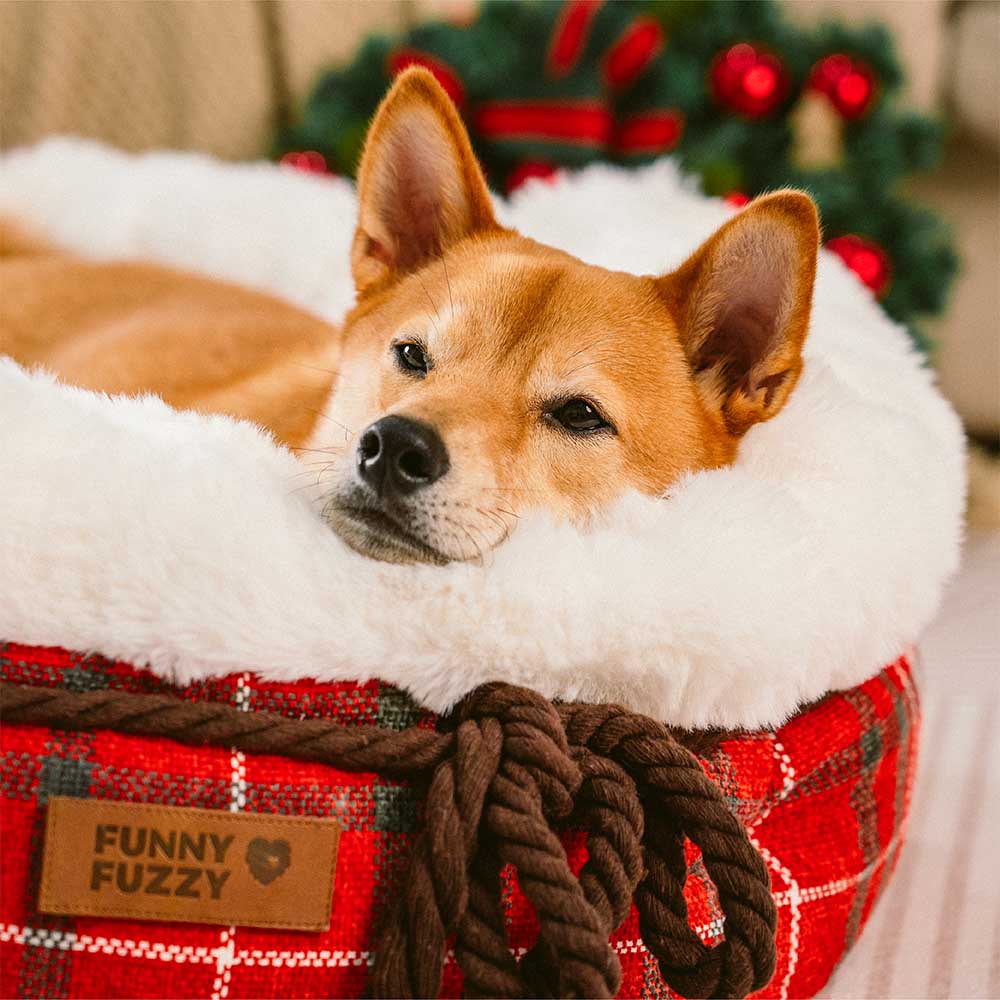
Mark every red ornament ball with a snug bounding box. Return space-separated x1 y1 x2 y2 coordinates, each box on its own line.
810 54 877 119
279 150 330 175
506 160 561 195
710 43 788 117
724 190 750 208
826 234 892 297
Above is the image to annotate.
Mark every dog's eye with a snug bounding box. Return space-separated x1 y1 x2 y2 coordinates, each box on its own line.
548 398 613 434
394 342 429 376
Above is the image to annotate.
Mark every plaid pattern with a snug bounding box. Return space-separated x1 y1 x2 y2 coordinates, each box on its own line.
0 643 920 1000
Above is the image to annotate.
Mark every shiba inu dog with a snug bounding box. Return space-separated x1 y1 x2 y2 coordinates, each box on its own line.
1 67 819 566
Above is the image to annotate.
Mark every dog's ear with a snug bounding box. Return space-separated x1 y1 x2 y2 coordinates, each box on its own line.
659 191 819 436
351 67 497 295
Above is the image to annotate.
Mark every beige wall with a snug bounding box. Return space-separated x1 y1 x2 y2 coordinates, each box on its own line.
0 0 412 159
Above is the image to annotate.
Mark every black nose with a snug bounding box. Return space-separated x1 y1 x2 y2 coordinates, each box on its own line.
356 416 449 498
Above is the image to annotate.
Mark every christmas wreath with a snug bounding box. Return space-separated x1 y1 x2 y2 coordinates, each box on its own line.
276 0 957 351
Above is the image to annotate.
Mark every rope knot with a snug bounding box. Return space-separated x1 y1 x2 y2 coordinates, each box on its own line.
458 682 580 821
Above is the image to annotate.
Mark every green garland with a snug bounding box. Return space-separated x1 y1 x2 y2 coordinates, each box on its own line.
276 0 957 351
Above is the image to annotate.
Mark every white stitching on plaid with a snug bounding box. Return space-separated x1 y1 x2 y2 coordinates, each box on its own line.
771 824 905 907
0 925 216 963
753 838 801 1000
742 735 802 997
240 947 372 969
750 737 796 830
211 673 251 1000
0 926 727 970
20 927 76 951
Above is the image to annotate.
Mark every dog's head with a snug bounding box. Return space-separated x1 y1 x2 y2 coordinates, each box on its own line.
315 68 819 565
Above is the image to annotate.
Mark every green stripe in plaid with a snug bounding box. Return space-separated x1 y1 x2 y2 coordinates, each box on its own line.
17 730 95 1000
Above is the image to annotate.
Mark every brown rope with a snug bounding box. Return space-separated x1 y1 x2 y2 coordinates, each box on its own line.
0 680 776 1000
0 682 451 775
558 703 778 997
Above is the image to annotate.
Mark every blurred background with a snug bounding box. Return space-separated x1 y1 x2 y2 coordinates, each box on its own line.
1 5 998 995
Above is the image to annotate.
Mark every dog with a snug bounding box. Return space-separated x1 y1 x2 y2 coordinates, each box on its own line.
1 67 819 566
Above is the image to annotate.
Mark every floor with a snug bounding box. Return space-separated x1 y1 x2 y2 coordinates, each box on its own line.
822 530 1000 999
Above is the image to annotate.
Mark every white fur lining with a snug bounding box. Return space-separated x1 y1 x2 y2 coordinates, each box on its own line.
0 139 966 728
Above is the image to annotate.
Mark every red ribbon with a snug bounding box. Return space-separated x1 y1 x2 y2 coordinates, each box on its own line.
547 0 604 79
603 17 665 89
615 110 683 155
475 101 615 147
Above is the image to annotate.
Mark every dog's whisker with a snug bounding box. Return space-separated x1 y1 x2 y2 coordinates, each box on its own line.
561 339 603 365
288 476 330 496
490 512 515 539
482 517 509 548
287 458 339 473
290 453 346 470
294 445 346 456
456 523 487 567
563 358 609 378
437 511 484 565
293 362 341 378
302 406 356 436
475 515 508 559
291 362 364 392
286 467 331 479
293 460 342 471
480 486 544 495
440 251 455 318
415 270 442 336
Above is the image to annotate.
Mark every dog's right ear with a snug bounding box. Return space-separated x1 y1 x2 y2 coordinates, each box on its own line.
351 67 498 296
658 191 819 437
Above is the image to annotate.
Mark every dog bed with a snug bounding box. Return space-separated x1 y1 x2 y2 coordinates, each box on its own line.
1 643 918 1000
0 141 964 998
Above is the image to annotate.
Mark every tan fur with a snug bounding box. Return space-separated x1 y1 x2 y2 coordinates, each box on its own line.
0 229 340 448
0 67 820 565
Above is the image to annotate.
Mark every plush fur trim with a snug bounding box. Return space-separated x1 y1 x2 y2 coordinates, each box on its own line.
0 139 966 728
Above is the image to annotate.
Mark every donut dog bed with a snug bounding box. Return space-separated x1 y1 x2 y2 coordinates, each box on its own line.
0 141 964 998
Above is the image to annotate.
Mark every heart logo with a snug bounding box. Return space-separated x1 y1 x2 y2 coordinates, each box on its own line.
245 838 291 885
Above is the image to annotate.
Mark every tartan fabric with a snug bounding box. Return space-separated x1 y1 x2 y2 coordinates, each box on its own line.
0 642 920 1000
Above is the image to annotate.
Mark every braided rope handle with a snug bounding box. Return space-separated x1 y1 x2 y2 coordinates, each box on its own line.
559 704 778 998
461 687 621 998
0 682 451 774
519 746 645 998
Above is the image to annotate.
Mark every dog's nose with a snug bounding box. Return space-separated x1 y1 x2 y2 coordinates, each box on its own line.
356 416 449 498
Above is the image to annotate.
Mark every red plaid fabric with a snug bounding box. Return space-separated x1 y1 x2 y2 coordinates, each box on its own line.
0 643 920 999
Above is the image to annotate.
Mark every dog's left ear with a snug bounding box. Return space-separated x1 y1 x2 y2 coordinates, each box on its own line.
658 191 819 436
351 67 498 295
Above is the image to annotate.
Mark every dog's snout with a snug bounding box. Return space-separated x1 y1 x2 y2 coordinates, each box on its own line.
357 416 449 498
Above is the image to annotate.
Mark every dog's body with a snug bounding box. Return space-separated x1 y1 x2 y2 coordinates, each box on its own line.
0 223 340 449
1 68 820 565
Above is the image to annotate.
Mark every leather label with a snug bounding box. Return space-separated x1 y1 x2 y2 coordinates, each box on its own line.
39 797 340 931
